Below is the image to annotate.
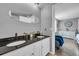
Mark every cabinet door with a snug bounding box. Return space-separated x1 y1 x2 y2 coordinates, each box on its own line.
41 37 50 56
3 44 33 56
33 41 42 56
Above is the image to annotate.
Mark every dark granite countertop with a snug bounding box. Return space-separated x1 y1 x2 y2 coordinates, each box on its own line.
0 35 50 55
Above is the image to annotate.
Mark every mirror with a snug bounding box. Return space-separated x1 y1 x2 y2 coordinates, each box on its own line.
9 10 39 23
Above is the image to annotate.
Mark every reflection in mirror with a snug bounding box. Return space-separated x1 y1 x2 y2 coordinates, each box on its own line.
19 15 39 23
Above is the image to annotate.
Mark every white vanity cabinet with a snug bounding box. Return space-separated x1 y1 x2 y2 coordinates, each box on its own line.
33 37 50 56
3 44 34 56
3 37 50 56
33 41 42 56
41 37 50 56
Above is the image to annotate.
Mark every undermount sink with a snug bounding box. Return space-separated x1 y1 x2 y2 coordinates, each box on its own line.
6 40 26 47
37 36 44 38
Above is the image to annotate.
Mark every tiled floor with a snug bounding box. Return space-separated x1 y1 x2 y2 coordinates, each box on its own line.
55 38 79 56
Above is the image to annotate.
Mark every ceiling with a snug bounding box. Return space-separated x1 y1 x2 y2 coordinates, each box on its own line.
55 3 79 20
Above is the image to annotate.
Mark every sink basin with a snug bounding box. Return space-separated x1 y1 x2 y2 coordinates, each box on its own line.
37 36 44 38
6 40 26 47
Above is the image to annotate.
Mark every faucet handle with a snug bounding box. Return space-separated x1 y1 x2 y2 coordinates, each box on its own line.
15 33 18 37
15 33 18 40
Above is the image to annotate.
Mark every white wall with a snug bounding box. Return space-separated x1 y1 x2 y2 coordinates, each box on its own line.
78 19 79 32
40 4 52 36
0 3 41 38
40 4 55 54
50 5 55 54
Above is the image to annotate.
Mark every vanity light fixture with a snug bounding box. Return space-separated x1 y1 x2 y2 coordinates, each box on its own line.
32 3 40 8
34 3 39 6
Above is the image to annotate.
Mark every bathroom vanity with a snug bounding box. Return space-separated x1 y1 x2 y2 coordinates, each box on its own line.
0 35 50 56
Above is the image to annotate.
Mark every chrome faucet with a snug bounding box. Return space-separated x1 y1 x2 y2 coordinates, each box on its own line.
15 33 18 40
